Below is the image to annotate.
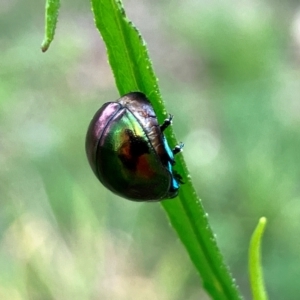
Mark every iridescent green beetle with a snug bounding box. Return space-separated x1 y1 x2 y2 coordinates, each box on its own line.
85 92 183 201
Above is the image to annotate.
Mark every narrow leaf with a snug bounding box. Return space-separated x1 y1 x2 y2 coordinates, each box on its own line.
41 0 60 52
91 0 242 299
249 217 268 300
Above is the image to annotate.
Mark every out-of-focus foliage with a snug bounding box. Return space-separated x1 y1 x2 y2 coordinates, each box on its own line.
0 0 299 299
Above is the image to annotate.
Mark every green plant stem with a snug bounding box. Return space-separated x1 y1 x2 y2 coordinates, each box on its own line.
90 0 242 299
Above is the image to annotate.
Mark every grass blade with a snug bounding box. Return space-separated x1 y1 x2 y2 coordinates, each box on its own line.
91 0 242 298
41 0 60 52
249 217 268 300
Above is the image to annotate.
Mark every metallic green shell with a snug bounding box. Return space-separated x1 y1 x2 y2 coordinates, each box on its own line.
86 92 179 201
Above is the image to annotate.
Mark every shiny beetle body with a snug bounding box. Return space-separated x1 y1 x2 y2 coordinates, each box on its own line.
85 92 182 201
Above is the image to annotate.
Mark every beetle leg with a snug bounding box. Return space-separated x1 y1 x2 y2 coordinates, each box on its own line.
160 114 173 132
173 142 184 155
174 171 184 184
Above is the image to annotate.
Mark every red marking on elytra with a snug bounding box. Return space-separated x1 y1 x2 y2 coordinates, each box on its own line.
136 155 155 178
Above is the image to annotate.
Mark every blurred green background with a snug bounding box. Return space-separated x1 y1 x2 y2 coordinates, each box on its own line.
1 0 300 299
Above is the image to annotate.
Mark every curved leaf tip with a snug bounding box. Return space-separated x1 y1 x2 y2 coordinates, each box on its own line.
249 216 268 300
41 0 60 52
